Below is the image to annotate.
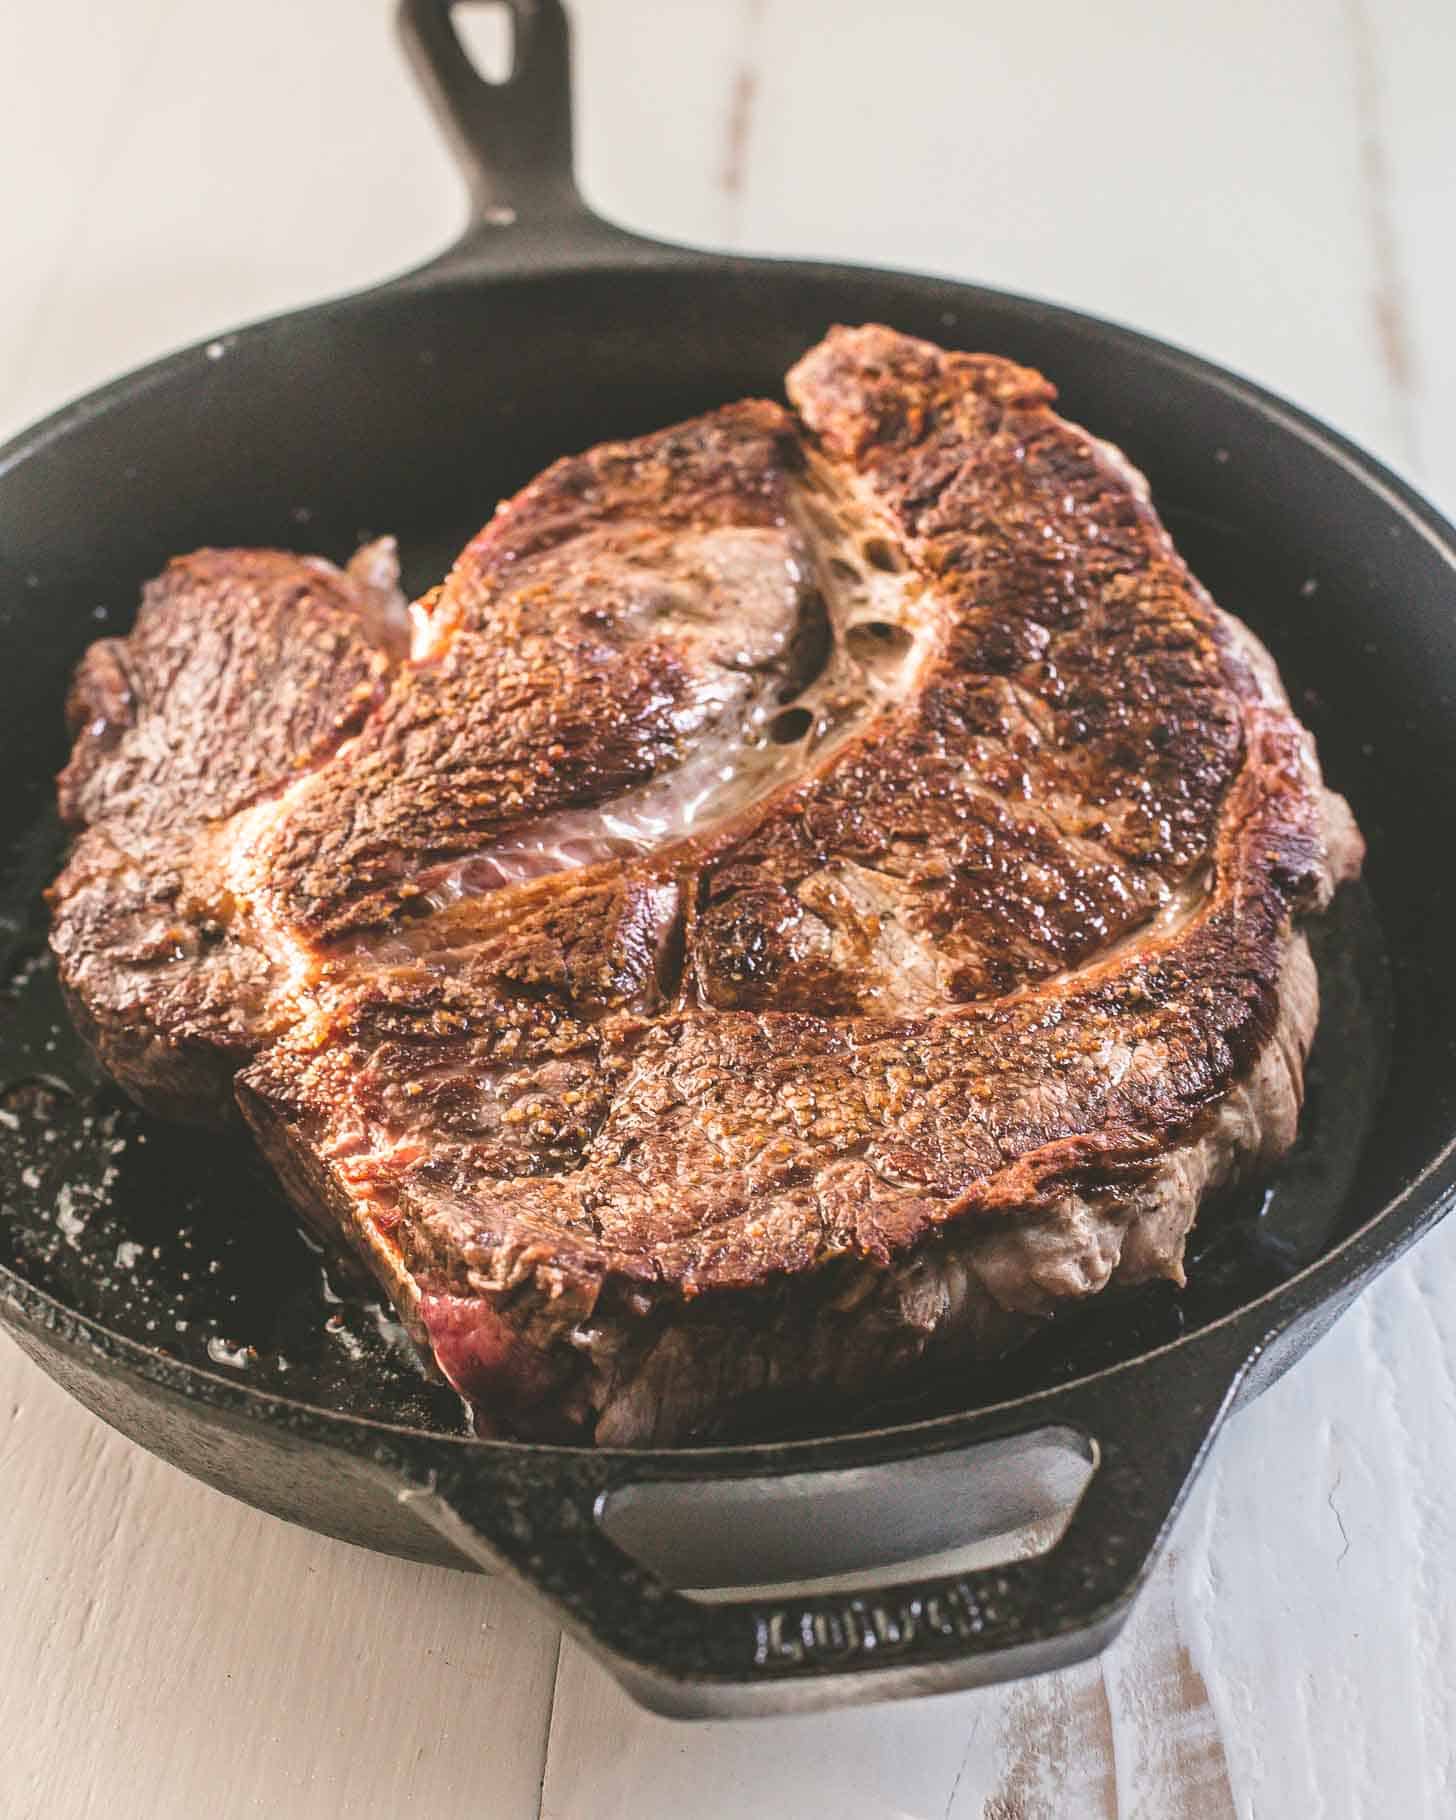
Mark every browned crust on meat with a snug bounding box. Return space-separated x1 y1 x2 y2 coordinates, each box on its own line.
693 329 1245 1013
57 547 391 837
48 547 397 1123
255 401 801 940
50 328 1364 1441
250 701 1327 1296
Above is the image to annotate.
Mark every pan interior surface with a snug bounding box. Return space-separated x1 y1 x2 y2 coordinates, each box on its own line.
1 262 1443 1444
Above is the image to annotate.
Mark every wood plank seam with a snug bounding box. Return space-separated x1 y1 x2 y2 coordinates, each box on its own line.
1343 0 1423 472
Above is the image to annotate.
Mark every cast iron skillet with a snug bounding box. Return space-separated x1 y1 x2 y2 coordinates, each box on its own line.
2 0 1454 1718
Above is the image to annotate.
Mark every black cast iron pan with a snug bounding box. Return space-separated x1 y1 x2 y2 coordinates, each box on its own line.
2 0 1454 1718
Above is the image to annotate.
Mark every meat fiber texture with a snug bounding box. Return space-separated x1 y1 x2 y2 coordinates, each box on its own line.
49 327 1363 1444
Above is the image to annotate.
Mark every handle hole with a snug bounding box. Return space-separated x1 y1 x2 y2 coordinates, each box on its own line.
767 705 814 745
599 1427 1094 1601
453 1 516 85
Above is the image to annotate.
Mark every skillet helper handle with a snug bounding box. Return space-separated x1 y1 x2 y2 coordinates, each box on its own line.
404 1330 1255 1718
397 0 654 267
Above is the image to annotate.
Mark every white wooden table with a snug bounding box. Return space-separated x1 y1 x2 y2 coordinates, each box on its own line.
3 3 1454 1814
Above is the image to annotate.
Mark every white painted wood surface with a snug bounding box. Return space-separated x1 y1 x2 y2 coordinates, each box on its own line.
2 2 1453 1814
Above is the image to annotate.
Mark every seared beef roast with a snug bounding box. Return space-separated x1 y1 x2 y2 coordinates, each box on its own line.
49 327 1362 1443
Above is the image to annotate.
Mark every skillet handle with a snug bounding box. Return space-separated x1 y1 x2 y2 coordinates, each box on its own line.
397 0 682 274
400 1326 1257 1718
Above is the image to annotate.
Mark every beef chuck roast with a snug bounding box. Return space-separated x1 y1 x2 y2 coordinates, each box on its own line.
48 327 1363 1444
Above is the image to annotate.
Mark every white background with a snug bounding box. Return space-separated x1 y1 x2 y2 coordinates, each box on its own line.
2 2 1454 1814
